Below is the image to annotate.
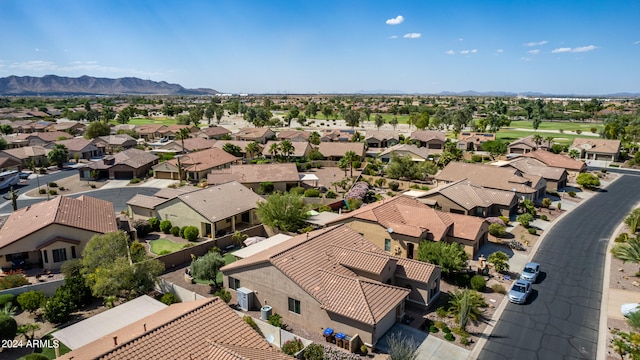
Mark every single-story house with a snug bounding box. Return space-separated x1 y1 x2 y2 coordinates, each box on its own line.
0 195 117 270
320 129 354 142
159 137 216 154
59 297 289 360
410 131 446 149
152 147 240 181
409 179 519 217
378 144 432 163
95 134 138 154
198 126 231 140
221 225 442 348
233 127 276 144
207 163 300 192
261 140 312 160
365 130 400 148
212 140 261 159
570 138 621 161
127 187 200 221
14 131 72 146
457 132 496 151
53 138 105 160
78 148 158 180
317 142 365 161
158 125 201 140
277 130 311 142
0 156 21 172
45 120 86 135
136 124 167 141
435 162 546 201
508 135 539 154
1 146 50 168
327 196 489 258
522 150 587 178
499 157 568 191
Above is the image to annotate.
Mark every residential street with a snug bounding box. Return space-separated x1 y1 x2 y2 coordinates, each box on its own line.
477 174 640 360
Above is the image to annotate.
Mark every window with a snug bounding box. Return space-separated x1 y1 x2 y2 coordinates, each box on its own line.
384 239 391 252
229 277 240 290
52 248 67 263
71 246 76 259
6 252 29 262
288 297 301 314
43 250 48 264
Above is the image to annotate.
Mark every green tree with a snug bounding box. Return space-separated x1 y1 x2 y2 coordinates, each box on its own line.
117 105 136 124
231 230 248 247
190 251 226 286
0 314 17 341
0 138 6 151
17 291 46 314
268 142 280 159
532 134 543 146
183 226 199 241
487 251 510 273
344 109 360 129
416 241 468 276
85 121 111 139
222 143 242 157
374 114 385 130
280 140 294 162
516 213 534 228
256 192 310 232
339 150 359 177
245 141 261 159
309 131 321 146
101 106 116 122
576 172 600 189
481 140 508 159
447 289 487 331
389 116 399 129
47 144 69 168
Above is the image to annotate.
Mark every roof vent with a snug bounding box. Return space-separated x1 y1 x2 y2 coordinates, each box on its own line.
113 336 118 346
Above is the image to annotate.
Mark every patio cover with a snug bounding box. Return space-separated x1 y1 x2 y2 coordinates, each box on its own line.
232 233 293 259
53 295 167 350
243 236 266 247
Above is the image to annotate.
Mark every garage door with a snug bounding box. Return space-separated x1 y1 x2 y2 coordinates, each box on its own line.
154 171 174 180
114 171 133 180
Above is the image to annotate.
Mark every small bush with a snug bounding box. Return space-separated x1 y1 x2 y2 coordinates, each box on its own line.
49 189 58 195
59 186 65 191
491 283 507 294
243 315 258 330
539 214 548 221
183 226 199 241
471 155 482 163
498 216 510 225
268 313 285 328
575 129 582 134
129 178 141 184
303 343 324 360
133 219 151 238
17 291 46 313
434 320 447 329
0 314 17 341
38 189 46 194
460 336 471 346
214 288 232 303
90 184 96 188
442 326 451 334
160 293 180 305
160 220 172 233
304 188 320 198
388 181 400 191
541 198 552 208
159 250 171 255
429 325 439 333
528 227 537 235
48 182 58 188
257 182 275 195
0 294 14 308
148 217 160 231
568 191 576 197
489 223 507 237
470 275 487 291
0 274 30 290
615 233 629 243
444 333 455 341
170 226 180 236
451 326 470 337
325 190 338 199
517 213 534 227
289 186 305 195
282 338 304 355
435 306 448 318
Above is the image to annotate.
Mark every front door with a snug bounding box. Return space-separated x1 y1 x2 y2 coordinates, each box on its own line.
407 243 414 259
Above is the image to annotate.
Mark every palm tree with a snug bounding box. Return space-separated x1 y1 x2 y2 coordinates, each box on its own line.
532 134 543 146
341 150 359 177
280 140 294 162
544 136 554 149
269 142 280 160
309 131 321 145
245 142 261 159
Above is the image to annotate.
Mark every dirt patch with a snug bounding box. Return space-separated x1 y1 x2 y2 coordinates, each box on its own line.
24 174 107 198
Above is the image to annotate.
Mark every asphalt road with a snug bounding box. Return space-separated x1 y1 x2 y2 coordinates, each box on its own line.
478 174 640 360
0 171 157 213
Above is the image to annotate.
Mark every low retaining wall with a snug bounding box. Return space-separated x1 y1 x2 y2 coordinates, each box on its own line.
155 278 206 302
0 278 65 297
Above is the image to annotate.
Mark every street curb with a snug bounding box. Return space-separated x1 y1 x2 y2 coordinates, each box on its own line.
468 175 621 360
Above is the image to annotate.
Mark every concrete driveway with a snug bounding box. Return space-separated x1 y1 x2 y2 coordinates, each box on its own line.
376 323 470 360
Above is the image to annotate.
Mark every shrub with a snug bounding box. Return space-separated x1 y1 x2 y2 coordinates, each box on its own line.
0 274 30 290
470 275 487 291
90 184 96 189
214 288 231 303
170 226 180 236
541 198 552 208
471 154 482 163
436 306 449 318
575 129 582 134
59 186 65 191
325 190 338 199
498 216 510 225
576 173 600 188
429 325 440 333
268 313 285 328
43 289 74 324
451 326 470 337
360 345 368 355
568 191 576 197
488 251 510 273
258 182 275 195
160 293 180 305
290 186 305 195
0 294 14 308
0 314 17 341
442 326 451 334
133 219 151 238
129 178 141 184
460 336 471 346
388 181 400 191
17 291 46 313
491 283 507 294
444 333 455 341
528 227 537 235
539 214 548 221
148 217 160 231
160 220 172 233
38 189 46 194
49 189 58 195
178 226 187 238
48 182 58 188
282 337 304 355
616 233 630 243
304 188 320 198
489 223 507 237
303 343 324 360
243 315 258 330
517 213 534 227
183 226 199 242
434 320 447 329
159 250 171 255
557 202 562 211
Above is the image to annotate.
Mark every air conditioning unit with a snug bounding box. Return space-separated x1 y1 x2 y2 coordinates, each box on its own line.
394 246 401 255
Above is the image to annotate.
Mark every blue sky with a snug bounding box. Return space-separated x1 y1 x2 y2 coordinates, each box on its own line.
1 0 639 95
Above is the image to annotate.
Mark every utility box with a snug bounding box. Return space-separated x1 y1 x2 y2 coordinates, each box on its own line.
236 287 253 311
261 305 273 320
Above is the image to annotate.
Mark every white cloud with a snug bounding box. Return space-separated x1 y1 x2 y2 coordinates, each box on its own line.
520 57 531 62
386 15 404 25
445 50 455 55
524 40 548 47
460 50 469 54
8 60 160 77
528 49 540 54
403 33 421 39
34 48 39 52
458 38 464 41
551 45 597 53
496 49 504 53
470 49 477 53
389 35 398 39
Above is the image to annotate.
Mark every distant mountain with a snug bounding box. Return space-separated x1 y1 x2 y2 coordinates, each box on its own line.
0 75 219 96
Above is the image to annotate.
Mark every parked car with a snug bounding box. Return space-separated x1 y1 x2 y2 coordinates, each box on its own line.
520 262 540 283
508 279 532 304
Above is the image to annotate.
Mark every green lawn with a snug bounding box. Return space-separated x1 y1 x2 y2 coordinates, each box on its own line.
149 238 187 255
495 129 593 146
193 252 237 285
508 120 602 132
18 333 71 359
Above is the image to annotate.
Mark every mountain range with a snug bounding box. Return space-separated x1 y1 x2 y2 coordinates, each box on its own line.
0 75 219 96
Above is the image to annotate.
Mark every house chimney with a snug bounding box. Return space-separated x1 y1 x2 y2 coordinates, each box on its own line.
113 336 118 346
